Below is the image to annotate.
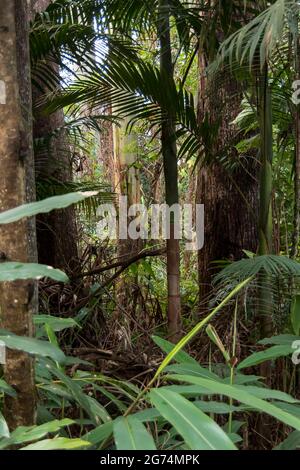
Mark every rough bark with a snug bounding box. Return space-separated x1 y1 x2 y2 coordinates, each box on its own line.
0 0 37 428
291 17 300 259
196 56 259 310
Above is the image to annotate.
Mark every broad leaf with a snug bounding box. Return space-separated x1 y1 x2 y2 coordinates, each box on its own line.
0 332 66 364
84 422 113 446
0 379 16 397
34 315 79 332
152 336 198 365
238 345 293 370
291 295 300 336
150 388 237 450
0 419 73 449
0 262 68 282
168 375 300 431
21 437 90 450
275 431 300 450
0 412 9 439
113 416 156 450
154 278 252 378
0 191 98 224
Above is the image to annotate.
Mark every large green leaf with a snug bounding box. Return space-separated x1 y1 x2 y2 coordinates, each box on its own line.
291 295 300 336
168 375 300 431
83 421 113 446
0 379 16 397
238 345 294 370
194 401 246 415
113 416 156 450
85 396 111 425
259 334 300 346
0 191 98 224
233 385 299 403
275 431 300 450
34 315 79 332
0 412 9 439
0 419 73 449
165 363 220 381
0 332 66 364
0 262 68 282
21 437 90 450
46 365 94 422
152 336 198 365
154 277 252 378
150 388 236 450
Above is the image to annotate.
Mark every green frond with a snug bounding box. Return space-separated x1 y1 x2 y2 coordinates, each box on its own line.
36 177 114 218
214 255 300 285
214 0 295 70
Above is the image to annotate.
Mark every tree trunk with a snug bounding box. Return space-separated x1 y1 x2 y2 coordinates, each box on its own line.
31 0 79 274
113 118 141 329
0 0 37 428
291 9 300 259
196 55 259 310
158 0 181 340
257 64 274 339
33 101 79 273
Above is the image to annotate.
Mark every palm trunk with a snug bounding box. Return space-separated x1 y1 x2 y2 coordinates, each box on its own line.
0 0 37 428
158 0 181 339
257 64 274 339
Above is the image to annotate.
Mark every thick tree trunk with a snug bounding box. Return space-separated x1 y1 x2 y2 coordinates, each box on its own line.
291 15 300 259
197 56 259 310
0 0 37 428
158 0 181 340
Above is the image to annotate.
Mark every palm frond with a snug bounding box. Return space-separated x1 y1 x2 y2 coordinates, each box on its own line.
214 255 300 285
214 0 295 70
36 177 114 218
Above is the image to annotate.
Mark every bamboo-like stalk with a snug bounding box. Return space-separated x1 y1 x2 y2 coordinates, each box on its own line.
158 0 181 340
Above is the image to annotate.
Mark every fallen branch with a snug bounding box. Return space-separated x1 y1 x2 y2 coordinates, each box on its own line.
71 247 166 280
70 247 166 313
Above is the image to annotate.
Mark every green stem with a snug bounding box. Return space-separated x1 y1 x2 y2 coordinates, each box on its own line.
228 299 238 434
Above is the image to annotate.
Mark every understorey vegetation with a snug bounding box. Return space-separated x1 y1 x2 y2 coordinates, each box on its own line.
0 0 300 451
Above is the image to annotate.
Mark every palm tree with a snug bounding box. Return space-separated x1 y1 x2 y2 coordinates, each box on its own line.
38 0 203 337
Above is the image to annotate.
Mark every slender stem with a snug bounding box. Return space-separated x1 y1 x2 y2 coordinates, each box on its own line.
158 0 181 339
228 299 238 434
258 63 274 341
